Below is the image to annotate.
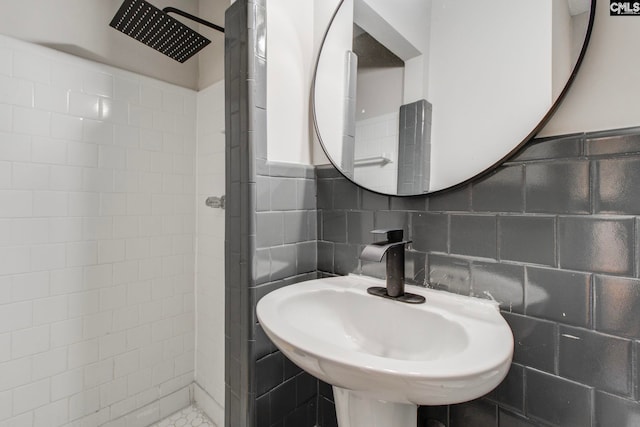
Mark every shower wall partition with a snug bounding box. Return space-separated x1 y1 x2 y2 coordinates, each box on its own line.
224 1 320 426
0 34 225 427
195 81 226 426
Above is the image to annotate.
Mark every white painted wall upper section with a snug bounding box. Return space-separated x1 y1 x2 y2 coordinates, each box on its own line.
311 0 343 166
266 0 316 165
0 0 199 89
0 0 230 90
198 1 230 89
306 0 354 167
539 1 638 136
552 0 573 99
194 81 225 426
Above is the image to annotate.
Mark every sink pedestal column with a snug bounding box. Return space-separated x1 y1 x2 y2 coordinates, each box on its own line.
333 387 417 427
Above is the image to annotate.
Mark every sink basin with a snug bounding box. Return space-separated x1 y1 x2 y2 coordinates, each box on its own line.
256 275 513 426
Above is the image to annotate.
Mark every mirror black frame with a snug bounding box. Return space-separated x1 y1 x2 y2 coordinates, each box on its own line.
312 0 597 196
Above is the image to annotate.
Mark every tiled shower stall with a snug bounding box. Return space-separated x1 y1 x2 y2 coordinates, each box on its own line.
0 33 225 427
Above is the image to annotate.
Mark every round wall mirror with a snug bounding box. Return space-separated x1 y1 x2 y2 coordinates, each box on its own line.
312 0 595 195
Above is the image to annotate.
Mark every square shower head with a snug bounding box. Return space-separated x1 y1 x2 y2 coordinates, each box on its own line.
110 0 211 63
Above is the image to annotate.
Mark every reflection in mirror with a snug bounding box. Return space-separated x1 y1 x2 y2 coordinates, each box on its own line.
313 0 594 195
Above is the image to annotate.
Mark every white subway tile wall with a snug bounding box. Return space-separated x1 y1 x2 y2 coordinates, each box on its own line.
193 82 225 427
0 35 198 427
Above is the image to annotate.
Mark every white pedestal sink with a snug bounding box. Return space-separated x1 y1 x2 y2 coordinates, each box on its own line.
256 275 513 427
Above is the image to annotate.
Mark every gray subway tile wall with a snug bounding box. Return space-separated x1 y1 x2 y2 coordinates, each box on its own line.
224 1 319 426
246 161 319 427
449 400 498 427
224 1 251 425
525 160 591 214
558 216 635 275
584 127 640 157
525 369 592 426
226 1 640 424
510 133 584 161
594 391 640 427
498 409 538 427
633 341 640 400
411 212 448 252
315 129 640 426
488 364 525 412
503 312 557 374
594 275 640 338
346 211 375 244
450 214 497 258
428 183 472 212
470 261 524 313
428 254 471 295
558 325 633 397
525 267 591 327
595 157 640 214
471 165 524 213
498 215 556 266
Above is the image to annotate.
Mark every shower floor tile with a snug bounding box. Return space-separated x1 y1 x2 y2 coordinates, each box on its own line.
153 405 215 427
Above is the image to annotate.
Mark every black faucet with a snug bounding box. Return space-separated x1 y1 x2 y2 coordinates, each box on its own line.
359 229 425 304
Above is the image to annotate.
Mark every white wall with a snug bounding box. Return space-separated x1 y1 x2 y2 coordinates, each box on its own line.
0 0 201 90
198 0 231 89
193 82 225 427
266 0 316 165
304 0 354 168
0 0 233 91
571 12 590 65
552 0 572 99
0 34 197 427
311 0 344 166
539 1 639 136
